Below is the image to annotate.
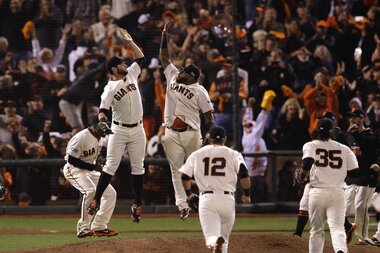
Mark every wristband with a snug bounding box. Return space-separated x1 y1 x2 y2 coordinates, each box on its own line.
185 189 192 196
243 189 250 197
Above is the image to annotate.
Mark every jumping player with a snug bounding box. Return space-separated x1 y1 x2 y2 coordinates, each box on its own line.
302 118 358 253
63 123 117 238
159 21 214 220
179 126 251 253
88 28 146 223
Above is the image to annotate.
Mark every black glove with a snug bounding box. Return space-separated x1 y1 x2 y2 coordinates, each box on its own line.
188 194 199 212
0 185 7 201
97 122 113 137
293 168 309 186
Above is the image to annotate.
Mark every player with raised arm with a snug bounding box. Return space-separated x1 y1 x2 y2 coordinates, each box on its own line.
159 21 214 220
88 28 146 223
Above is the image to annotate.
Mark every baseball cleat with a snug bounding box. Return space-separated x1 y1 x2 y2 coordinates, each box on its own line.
77 228 94 238
179 208 190 220
345 223 356 244
212 236 225 253
355 239 368 245
92 229 118 237
366 237 380 246
87 199 99 215
131 203 142 223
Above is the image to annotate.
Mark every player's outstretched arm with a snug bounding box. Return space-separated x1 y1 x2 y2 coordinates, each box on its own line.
159 21 172 70
119 28 144 59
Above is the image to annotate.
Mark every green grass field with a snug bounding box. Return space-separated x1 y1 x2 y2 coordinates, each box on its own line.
0 215 378 252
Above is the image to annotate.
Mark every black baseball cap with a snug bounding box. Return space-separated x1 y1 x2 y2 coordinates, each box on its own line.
183 64 200 80
209 126 226 140
106 56 123 74
317 118 333 133
318 111 336 121
347 109 365 118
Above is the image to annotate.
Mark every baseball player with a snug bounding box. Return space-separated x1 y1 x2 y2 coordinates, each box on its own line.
302 118 359 253
63 123 117 238
88 28 146 223
179 126 251 253
293 111 338 237
343 109 378 245
159 21 214 220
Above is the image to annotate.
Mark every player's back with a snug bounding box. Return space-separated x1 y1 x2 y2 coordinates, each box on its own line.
304 139 357 188
190 145 244 193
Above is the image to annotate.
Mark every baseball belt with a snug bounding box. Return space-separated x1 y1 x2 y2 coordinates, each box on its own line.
113 120 142 128
200 191 234 196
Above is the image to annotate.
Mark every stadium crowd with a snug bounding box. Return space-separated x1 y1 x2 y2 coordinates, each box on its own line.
0 0 380 206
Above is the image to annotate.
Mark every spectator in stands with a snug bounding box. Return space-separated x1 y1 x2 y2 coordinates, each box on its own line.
66 0 104 28
40 65 71 133
21 95 48 142
31 23 71 78
209 59 248 145
90 4 123 56
271 97 310 150
366 90 380 131
256 7 285 33
0 143 16 201
10 122 49 206
33 0 64 50
289 46 322 92
58 53 105 133
0 100 23 145
0 0 36 62
42 120 67 201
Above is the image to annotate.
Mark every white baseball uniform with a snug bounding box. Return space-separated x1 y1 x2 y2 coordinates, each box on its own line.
303 139 358 253
100 62 146 176
63 128 116 235
163 63 213 210
179 144 247 253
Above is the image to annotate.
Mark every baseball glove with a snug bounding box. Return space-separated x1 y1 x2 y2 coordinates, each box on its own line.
188 194 199 212
293 168 309 186
97 122 113 137
0 185 7 201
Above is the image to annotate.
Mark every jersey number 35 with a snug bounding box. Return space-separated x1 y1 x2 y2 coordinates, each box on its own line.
315 148 343 169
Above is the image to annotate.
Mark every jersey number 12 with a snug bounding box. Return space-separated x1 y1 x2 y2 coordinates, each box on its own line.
203 157 226 176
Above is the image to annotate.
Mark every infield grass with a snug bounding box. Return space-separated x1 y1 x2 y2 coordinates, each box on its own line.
0 215 377 252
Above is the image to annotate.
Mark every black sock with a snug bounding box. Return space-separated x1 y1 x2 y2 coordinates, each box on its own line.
344 217 352 231
94 171 112 203
131 174 144 205
294 210 308 236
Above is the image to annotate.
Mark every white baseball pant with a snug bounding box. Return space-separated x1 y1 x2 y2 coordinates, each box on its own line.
199 192 235 253
309 187 347 253
63 164 117 233
164 128 202 210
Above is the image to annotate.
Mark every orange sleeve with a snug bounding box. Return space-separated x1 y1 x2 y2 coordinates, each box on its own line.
209 81 218 101
238 80 248 99
303 86 318 116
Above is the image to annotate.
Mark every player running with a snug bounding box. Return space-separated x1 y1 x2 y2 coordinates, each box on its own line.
300 118 358 253
179 126 251 253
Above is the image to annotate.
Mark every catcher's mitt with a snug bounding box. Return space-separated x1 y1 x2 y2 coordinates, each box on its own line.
0 185 7 201
293 168 309 186
187 194 199 212
97 122 114 137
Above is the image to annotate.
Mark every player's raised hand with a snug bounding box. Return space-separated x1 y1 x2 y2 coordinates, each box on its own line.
119 28 133 42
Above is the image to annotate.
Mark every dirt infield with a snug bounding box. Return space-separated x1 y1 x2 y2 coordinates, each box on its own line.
9 233 380 253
